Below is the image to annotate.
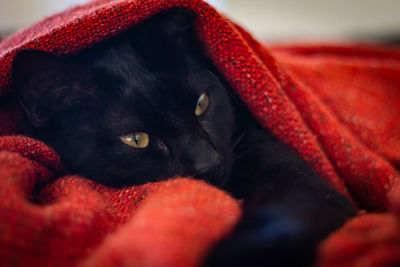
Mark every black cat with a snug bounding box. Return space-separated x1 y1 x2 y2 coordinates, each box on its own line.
12 8 355 267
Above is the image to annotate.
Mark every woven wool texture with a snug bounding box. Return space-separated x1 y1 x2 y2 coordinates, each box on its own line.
0 0 399 266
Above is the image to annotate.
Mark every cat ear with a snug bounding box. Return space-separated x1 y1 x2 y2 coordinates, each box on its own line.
12 50 77 126
137 8 196 39
159 8 196 36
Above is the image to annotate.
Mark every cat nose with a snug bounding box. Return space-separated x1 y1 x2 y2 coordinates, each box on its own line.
189 139 221 178
193 148 221 175
177 135 222 179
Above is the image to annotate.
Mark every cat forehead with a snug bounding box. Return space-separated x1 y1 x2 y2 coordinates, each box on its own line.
102 90 196 136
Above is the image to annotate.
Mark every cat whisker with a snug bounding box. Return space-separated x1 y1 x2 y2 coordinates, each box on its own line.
232 133 246 149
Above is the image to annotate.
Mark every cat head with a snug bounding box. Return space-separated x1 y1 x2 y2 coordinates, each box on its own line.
12 9 235 187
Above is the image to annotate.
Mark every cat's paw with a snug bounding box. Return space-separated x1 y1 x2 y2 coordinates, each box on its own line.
204 207 316 267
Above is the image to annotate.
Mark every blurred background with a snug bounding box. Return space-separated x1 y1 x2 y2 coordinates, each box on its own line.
1 0 400 43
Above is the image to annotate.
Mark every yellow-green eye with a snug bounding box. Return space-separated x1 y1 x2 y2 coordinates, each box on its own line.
195 92 209 116
120 132 149 148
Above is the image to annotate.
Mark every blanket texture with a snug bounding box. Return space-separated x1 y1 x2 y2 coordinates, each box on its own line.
0 0 400 266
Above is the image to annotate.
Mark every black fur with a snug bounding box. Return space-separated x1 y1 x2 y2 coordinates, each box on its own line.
12 8 355 267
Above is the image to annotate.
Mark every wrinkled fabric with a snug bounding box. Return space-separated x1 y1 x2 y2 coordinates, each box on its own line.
0 0 399 266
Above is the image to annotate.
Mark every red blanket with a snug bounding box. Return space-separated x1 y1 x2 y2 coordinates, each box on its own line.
0 0 400 266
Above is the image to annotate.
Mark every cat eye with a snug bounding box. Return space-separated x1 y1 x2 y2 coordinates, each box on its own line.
195 92 209 116
120 132 149 148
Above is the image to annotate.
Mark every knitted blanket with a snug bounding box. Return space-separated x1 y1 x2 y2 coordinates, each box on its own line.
0 0 399 266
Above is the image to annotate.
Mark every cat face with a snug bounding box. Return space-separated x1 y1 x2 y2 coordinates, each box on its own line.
12 9 235 186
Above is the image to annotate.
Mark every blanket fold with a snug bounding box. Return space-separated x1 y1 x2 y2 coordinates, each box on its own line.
0 0 400 266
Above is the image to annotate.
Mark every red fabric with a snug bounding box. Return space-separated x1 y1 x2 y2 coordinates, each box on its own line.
0 0 399 266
